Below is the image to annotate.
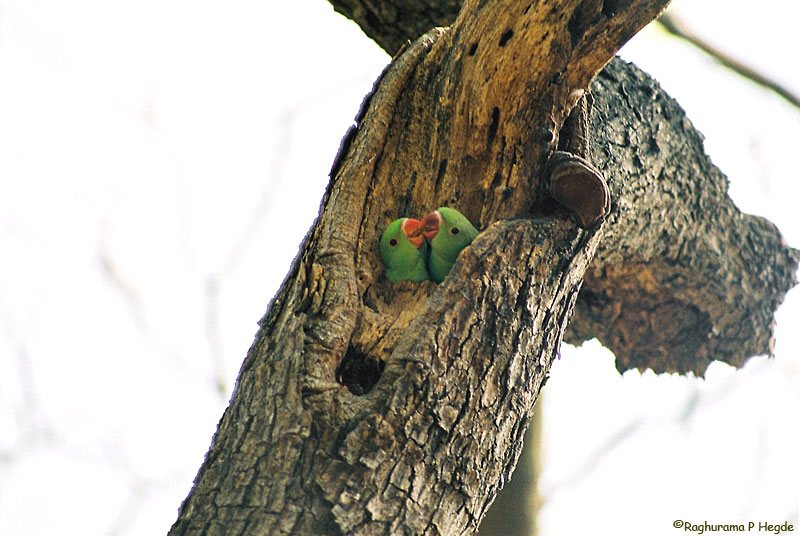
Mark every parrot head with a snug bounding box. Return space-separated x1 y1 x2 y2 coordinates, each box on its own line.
379 217 429 282
420 207 480 283
421 208 477 251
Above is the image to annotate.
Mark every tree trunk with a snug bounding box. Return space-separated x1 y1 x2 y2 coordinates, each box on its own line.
168 0 798 534
476 402 541 535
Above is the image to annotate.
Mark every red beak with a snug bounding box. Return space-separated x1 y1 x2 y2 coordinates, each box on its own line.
402 218 425 247
421 210 441 240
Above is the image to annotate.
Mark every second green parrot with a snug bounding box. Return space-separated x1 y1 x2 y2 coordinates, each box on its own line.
379 217 430 282
421 207 479 283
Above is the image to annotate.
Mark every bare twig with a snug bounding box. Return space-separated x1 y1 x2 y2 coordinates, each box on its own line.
657 12 800 109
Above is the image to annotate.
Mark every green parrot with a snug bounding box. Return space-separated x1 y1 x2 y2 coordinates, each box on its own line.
421 207 479 283
379 217 430 282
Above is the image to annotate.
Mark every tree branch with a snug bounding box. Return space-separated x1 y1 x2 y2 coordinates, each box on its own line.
657 12 800 110
328 0 459 55
566 56 800 374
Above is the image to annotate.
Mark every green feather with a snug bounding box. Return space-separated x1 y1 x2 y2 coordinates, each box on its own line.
379 218 430 282
426 207 479 283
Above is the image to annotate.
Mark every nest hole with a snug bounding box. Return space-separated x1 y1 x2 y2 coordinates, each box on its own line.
336 344 385 395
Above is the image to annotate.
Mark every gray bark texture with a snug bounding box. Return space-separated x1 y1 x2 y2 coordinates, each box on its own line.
568 57 799 374
169 0 799 534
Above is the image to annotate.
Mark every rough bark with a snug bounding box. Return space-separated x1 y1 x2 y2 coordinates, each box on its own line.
169 0 798 535
476 403 541 535
568 57 800 374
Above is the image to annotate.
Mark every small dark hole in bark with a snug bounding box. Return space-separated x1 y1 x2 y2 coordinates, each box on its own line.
601 0 620 17
435 158 448 191
488 106 500 144
468 42 478 55
336 345 385 395
498 29 514 47
567 9 583 48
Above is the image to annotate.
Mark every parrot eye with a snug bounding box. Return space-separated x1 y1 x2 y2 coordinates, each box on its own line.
450 227 460 235
389 238 398 246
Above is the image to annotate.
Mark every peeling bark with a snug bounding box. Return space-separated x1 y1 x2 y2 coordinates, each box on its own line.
169 0 798 534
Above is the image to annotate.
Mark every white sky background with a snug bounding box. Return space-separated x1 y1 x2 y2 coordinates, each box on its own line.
0 0 797 534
